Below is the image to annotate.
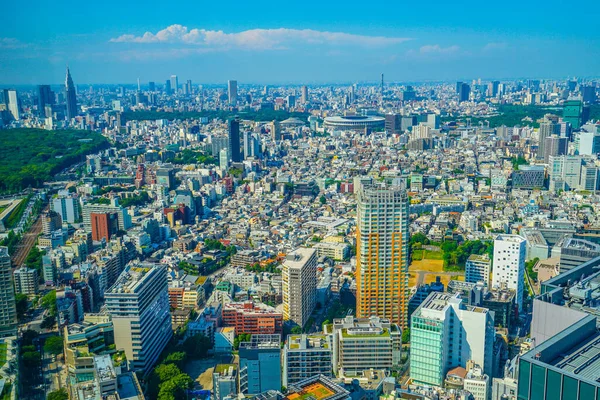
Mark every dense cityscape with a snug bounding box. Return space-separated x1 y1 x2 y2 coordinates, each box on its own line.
1 37 600 400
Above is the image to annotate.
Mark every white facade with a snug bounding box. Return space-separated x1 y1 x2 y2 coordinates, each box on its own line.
52 196 80 223
492 235 526 312
464 367 490 400
465 254 491 286
549 155 582 191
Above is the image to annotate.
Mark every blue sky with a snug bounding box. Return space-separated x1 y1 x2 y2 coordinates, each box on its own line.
1 0 599 85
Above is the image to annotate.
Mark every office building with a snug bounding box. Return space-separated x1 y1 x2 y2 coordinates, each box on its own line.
329 316 401 377
213 364 238 400
91 212 118 242
459 83 471 102
563 100 587 130
580 163 600 191
65 67 78 120
385 114 401 135
14 267 39 295
410 292 495 387
301 85 308 104
228 80 238 105
356 184 410 327
37 84 54 116
538 120 561 159
271 120 282 141
3 89 19 121
82 199 132 232
282 248 317 328
559 238 600 273
283 334 333 386
465 254 491 286
492 235 526 312
228 118 241 162
221 301 283 334
52 195 80 223
549 155 583 191
105 264 172 372
544 135 568 163
512 165 545 189
165 79 171 94
42 210 63 235
0 247 17 337
239 334 281 395
518 314 600 400
578 127 600 155
170 75 178 93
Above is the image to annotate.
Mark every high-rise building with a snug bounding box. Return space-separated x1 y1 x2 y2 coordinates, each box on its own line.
213 364 238 400
148 81 155 92
492 235 526 312
282 248 317 328
65 67 78 120
239 334 281 395
301 85 308 104
544 135 568 162
3 89 19 120
549 155 583 191
0 247 17 337
356 184 410 327
42 210 63 235
90 212 118 241
410 292 495 387
563 100 585 130
170 75 178 93
329 316 401 377
459 83 471 102
105 264 172 372
228 118 241 162
37 85 54 117
52 195 80 223
384 113 401 135
14 267 39 295
578 126 600 155
283 334 332 386
271 120 281 141
538 121 561 159
582 85 597 104
165 79 171 94
228 80 238 105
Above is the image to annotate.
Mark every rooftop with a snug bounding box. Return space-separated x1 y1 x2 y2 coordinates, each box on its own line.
106 264 155 294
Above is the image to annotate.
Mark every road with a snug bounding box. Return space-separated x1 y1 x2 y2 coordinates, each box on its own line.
11 206 45 267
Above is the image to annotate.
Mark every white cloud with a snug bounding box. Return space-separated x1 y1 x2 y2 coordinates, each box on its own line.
419 44 460 54
110 25 411 50
483 42 508 51
0 38 27 49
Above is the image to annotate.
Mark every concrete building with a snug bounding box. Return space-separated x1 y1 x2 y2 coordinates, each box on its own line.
228 80 237 105
52 195 80 223
465 254 491 286
463 365 490 400
549 155 583 192
518 314 600 400
222 301 283 334
283 334 332 386
213 364 238 400
492 235 526 312
329 316 401 377
239 334 281 395
105 264 172 372
0 247 17 337
282 248 317 328
410 292 495 387
559 238 600 273
356 184 410 327
512 165 545 190
13 267 39 295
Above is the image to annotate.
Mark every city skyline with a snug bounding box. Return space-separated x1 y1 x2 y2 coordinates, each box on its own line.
1 0 599 84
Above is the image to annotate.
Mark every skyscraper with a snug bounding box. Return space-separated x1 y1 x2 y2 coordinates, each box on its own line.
105 264 172 372
458 82 471 102
170 75 178 94
148 81 155 92
538 120 561 159
228 80 238 105
544 135 568 162
491 235 526 312
65 67 77 120
282 248 317 328
165 79 171 94
37 85 54 117
0 247 17 337
301 85 308 104
3 89 19 121
356 183 410 327
228 118 241 163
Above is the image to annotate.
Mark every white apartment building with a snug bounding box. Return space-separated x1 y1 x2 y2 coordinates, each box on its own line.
492 234 526 312
465 254 491 286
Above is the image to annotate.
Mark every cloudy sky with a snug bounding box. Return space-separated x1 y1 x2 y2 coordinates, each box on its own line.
1 0 599 85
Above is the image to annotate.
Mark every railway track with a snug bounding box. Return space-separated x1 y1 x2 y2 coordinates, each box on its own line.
11 210 44 267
